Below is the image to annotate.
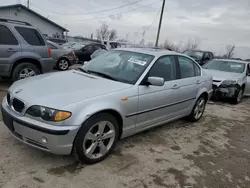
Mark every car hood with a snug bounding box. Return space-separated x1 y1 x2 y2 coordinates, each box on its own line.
9 70 132 108
203 69 243 81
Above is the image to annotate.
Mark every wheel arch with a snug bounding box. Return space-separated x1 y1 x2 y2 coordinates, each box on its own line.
80 109 124 139
11 58 42 75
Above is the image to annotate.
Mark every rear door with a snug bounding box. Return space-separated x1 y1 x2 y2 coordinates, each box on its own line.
245 64 250 96
175 55 201 112
0 24 21 76
14 26 48 58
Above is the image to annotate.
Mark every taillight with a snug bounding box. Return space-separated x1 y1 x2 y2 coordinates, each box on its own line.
48 48 51 56
72 51 75 57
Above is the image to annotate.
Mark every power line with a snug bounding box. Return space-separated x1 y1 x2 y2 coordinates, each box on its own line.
31 0 143 15
144 7 161 33
71 0 162 22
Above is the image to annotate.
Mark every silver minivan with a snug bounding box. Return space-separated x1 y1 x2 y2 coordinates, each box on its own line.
1 48 213 164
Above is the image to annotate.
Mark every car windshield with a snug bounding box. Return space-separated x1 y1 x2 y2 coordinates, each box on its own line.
203 60 246 73
184 51 204 60
80 50 154 84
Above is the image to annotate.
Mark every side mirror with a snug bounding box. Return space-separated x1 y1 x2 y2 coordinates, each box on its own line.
148 77 164 86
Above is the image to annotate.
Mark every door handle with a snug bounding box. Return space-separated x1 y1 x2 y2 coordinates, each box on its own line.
196 80 201 84
172 84 180 89
6 48 17 52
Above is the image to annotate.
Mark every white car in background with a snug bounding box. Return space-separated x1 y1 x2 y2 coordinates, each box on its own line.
203 59 250 104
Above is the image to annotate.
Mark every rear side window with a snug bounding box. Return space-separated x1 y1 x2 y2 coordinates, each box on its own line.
194 63 201 76
15 27 45 46
178 56 197 78
0 25 18 45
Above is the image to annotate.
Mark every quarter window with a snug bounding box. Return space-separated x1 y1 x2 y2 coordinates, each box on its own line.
148 56 176 81
15 27 45 46
178 56 197 78
0 25 18 45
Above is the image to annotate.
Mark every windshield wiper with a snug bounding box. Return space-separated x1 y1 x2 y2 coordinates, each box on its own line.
88 70 118 81
76 67 91 74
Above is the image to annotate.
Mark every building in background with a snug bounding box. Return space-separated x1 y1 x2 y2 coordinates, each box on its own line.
0 4 68 44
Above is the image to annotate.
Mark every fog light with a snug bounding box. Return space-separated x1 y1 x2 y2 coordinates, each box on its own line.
41 137 47 144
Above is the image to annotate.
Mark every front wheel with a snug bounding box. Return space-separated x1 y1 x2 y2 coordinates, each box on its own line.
188 95 206 122
73 113 119 164
231 88 243 104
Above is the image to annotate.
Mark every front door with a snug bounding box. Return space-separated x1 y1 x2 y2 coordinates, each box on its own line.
137 55 181 130
0 25 21 76
79 45 95 62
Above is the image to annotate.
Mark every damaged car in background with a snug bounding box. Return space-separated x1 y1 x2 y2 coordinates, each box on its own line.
203 59 250 104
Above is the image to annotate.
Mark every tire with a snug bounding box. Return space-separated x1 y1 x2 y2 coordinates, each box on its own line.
230 87 243 104
57 58 70 71
73 113 119 164
188 95 207 122
11 63 40 82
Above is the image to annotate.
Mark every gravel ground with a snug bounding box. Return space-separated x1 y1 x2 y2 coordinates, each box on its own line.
0 78 250 188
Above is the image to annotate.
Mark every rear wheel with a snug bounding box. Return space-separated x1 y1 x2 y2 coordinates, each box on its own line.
57 58 70 71
73 113 119 164
11 63 40 82
188 95 206 122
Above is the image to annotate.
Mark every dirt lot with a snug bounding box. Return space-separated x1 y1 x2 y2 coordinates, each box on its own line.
0 81 250 188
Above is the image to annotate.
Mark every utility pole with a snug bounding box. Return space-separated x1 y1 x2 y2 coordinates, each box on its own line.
27 0 30 8
155 0 166 47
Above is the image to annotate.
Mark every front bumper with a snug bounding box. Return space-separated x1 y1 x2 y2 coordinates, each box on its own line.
1 97 79 155
212 84 238 99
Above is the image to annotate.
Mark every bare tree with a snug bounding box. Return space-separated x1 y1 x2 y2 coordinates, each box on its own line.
183 38 200 51
146 41 154 47
96 24 117 41
96 24 109 41
225 44 235 58
109 29 117 41
163 39 181 52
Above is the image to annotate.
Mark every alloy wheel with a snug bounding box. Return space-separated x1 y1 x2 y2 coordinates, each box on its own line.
193 98 205 120
83 121 115 159
59 59 69 70
19 68 36 79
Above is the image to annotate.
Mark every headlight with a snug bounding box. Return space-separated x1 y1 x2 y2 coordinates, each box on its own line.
26 105 71 121
221 80 237 85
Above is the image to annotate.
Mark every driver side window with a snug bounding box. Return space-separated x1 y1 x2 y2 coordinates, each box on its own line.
148 56 177 81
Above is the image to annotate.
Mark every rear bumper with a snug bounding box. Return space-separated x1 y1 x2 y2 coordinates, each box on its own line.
1 97 79 155
41 58 55 73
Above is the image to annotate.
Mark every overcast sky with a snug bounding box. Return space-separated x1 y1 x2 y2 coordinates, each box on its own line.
1 0 250 58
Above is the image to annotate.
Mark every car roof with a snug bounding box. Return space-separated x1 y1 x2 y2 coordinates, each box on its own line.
214 59 249 64
113 47 184 57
